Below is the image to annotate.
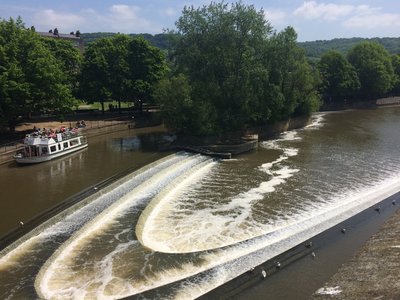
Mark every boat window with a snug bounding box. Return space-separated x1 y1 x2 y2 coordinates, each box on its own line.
50 145 56 153
41 147 48 155
58 144 61 150
63 142 68 148
70 139 79 147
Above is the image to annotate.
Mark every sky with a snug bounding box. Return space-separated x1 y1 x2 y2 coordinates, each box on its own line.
0 0 399 42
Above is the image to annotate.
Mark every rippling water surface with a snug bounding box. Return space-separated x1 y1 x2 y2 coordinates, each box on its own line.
1 107 400 299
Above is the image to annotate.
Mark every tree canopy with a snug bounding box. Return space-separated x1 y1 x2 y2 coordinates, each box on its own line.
391 54 400 94
79 34 167 112
155 2 320 135
347 41 394 97
41 37 82 96
318 50 360 99
0 17 79 131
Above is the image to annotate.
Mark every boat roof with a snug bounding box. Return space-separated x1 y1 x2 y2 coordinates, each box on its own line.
25 137 57 146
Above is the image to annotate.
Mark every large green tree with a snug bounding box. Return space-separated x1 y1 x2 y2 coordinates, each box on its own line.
318 50 360 99
347 41 394 97
79 34 167 112
172 2 272 134
157 2 320 135
0 17 77 131
265 27 320 121
41 37 82 97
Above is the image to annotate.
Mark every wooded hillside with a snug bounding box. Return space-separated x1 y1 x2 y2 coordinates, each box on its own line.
82 33 400 60
81 33 170 50
299 37 400 60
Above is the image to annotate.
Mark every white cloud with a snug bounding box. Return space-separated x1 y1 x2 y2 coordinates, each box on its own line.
292 1 400 31
109 5 140 21
264 9 287 25
32 9 84 30
5 4 164 34
344 13 400 30
293 1 353 20
104 4 156 32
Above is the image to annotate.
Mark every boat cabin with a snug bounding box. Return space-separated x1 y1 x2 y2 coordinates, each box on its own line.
20 132 87 158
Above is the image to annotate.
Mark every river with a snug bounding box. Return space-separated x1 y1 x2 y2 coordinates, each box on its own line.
1 107 400 299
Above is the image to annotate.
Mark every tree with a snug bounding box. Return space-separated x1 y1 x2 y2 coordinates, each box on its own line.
154 74 194 131
318 50 360 99
0 17 76 131
265 27 320 121
391 54 400 94
79 34 167 113
126 37 168 110
347 41 394 97
158 2 320 135
171 2 273 134
41 37 82 97
79 35 128 112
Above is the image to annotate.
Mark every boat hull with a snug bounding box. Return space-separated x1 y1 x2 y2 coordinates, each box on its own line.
15 143 88 164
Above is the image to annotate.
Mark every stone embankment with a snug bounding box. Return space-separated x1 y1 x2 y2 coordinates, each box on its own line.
376 96 400 106
312 206 400 299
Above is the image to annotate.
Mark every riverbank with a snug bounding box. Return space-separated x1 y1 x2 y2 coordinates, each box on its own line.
311 204 400 299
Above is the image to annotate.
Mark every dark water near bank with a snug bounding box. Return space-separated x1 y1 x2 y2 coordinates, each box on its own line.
1 107 400 299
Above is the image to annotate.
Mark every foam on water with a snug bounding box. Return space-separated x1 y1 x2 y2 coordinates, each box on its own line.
135 124 303 254
136 159 217 252
171 173 400 299
115 174 400 299
136 157 300 253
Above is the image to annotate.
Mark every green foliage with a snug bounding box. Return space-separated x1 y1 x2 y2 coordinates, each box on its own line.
347 41 394 96
158 2 320 135
81 32 171 50
266 27 321 121
0 17 77 130
391 54 400 93
40 37 82 95
172 2 273 134
79 34 167 112
318 50 360 98
300 37 400 60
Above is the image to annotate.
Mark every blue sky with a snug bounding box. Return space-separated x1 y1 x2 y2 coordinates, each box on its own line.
1 1 399 41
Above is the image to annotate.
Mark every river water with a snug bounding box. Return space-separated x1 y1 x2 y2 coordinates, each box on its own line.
1 107 400 299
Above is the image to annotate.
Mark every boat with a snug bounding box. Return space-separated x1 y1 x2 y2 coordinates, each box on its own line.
14 128 88 164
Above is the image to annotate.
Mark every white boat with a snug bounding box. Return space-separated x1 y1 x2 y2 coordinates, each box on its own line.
14 129 88 164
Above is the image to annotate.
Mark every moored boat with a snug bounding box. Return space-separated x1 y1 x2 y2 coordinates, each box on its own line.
14 128 88 164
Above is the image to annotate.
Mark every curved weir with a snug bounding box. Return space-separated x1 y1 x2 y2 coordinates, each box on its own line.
35 153 215 299
37 174 400 299
135 144 300 253
0 153 201 298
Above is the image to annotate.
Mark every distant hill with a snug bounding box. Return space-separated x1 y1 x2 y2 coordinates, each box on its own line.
299 37 400 60
81 32 171 50
81 33 400 60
